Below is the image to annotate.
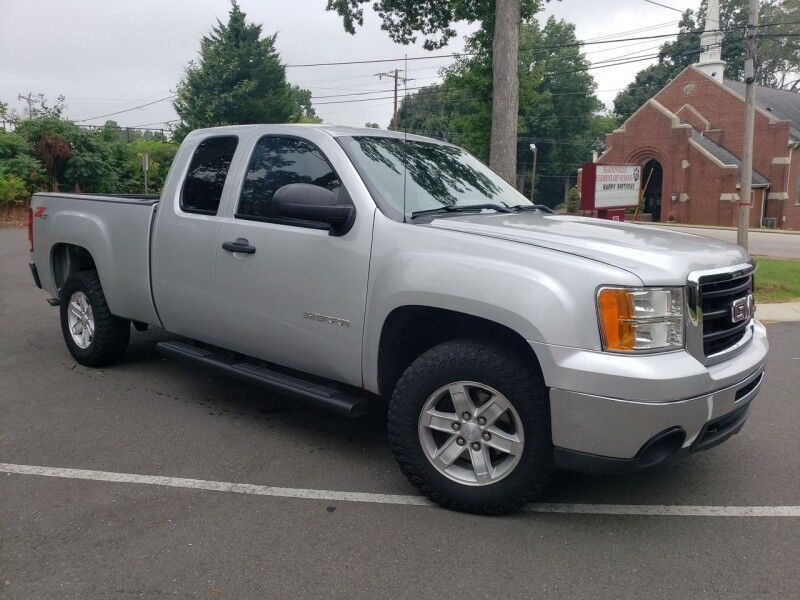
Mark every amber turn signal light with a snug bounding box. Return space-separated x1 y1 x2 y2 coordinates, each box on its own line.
597 288 635 351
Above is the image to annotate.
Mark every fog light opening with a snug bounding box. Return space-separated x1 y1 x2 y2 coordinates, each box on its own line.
637 427 685 468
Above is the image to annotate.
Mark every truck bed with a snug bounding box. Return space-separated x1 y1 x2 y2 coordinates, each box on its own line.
29 192 161 326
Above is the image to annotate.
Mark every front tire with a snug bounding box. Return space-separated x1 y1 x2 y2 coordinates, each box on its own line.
388 339 553 515
59 270 130 367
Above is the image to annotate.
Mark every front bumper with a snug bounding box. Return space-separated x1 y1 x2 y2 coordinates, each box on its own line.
530 319 768 472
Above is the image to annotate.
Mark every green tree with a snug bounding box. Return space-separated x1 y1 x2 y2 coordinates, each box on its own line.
613 0 800 120
113 138 179 194
174 2 318 140
326 0 546 184
289 86 323 123
396 16 612 205
14 117 118 192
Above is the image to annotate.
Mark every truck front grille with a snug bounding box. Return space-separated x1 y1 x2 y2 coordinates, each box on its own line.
699 272 753 356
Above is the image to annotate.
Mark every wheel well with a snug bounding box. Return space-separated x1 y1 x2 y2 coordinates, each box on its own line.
51 244 97 292
377 306 540 398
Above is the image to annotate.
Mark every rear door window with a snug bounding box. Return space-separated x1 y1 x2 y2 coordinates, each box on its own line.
237 136 342 222
181 136 238 215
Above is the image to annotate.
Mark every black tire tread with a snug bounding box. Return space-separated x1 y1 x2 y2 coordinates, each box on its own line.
388 339 552 515
60 270 130 367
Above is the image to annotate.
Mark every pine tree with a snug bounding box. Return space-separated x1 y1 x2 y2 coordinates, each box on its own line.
174 1 316 139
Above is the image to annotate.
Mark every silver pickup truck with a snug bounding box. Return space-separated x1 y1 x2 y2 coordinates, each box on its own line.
28 125 768 514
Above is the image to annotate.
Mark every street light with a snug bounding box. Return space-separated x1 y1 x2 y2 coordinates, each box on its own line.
529 143 537 203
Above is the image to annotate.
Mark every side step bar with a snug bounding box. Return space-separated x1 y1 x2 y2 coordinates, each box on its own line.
157 341 372 418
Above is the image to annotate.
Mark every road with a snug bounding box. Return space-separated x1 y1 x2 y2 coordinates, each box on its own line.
1 226 799 599
640 223 800 259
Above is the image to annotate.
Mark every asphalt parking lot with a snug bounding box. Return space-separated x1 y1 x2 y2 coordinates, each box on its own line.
1 226 799 599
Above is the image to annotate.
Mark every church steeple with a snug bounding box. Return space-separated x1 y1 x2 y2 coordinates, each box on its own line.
696 0 726 81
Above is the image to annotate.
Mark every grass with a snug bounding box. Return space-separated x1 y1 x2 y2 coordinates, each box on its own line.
753 257 800 303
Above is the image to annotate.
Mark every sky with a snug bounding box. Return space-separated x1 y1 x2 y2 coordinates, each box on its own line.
0 0 701 131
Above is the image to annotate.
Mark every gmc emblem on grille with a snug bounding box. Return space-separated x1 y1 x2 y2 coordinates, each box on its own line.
731 294 755 324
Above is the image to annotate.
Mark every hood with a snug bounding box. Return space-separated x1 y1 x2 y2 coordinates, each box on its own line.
428 213 751 285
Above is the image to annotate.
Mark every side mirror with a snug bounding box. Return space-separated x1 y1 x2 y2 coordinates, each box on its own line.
273 183 355 236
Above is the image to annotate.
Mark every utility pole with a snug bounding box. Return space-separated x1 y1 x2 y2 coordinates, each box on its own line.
140 152 150 195
529 143 538 203
737 0 759 250
375 69 412 129
489 0 521 185
18 92 34 118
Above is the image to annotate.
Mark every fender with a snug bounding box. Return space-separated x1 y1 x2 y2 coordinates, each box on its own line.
361 212 643 393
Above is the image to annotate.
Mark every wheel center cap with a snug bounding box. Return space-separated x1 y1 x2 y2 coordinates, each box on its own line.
461 422 482 443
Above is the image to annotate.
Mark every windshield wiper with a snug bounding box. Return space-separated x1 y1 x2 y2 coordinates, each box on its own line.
510 204 556 214
411 203 513 219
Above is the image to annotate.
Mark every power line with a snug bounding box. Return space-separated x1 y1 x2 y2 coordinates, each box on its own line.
284 26 761 69
642 0 685 14
311 46 709 105
310 38 720 103
73 95 176 123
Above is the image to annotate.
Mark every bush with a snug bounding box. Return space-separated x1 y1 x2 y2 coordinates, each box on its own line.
0 130 46 193
566 185 581 213
7 117 178 196
0 173 28 206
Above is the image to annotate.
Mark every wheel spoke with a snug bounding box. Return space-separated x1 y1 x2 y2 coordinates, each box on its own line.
81 328 91 347
447 383 475 416
421 408 458 434
433 435 466 468
86 319 95 336
469 444 493 484
419 380 525 487
476 395 507 427
69 305 82 319
71 321 82 335
485 426 522 456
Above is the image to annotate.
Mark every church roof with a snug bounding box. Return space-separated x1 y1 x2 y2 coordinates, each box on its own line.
690 129 770 188
723 79 800 141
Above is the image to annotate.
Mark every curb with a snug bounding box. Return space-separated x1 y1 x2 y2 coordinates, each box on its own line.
757 302 800 323
631 222 800 236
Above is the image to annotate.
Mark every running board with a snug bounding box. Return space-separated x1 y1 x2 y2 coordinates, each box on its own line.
156 341 372 418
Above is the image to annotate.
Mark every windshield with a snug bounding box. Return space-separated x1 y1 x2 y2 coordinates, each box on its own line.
339 135 532 220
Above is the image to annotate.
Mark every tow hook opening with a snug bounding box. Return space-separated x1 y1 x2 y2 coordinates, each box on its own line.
637 427 686 468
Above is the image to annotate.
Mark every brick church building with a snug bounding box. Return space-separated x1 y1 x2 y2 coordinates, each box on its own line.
596 1 800 230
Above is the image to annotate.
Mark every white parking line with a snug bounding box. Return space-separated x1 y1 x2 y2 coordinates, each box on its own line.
2 462 799 517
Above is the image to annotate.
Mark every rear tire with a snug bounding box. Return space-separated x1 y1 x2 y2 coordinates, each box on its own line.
388 339 553 515
59 270 130 367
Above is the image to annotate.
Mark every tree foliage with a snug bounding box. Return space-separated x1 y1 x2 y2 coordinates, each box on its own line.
327 0 553 183
614 0 800 120
1 114 177 202
173 1 318 140
326 0 541 50
395 17 613 205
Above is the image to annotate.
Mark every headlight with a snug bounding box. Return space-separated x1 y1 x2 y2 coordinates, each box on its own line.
597 287 684 353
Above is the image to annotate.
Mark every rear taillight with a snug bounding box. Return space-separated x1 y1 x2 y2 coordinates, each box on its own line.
28 206 34 252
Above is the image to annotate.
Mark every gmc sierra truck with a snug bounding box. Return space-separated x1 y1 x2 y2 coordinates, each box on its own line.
28 125 768 514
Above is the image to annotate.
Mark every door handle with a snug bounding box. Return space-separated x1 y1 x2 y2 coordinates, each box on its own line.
222 238 256 254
